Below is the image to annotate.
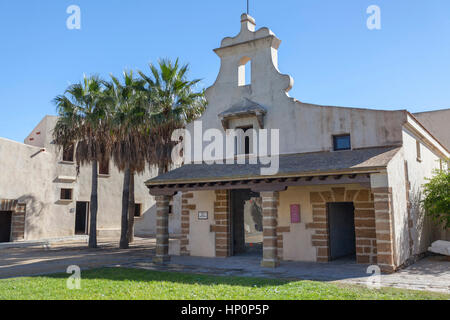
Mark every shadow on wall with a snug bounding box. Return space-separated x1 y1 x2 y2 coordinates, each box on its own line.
17 194 46 239
411 184 450 241
134 204 157 237
411 185 449 244
135 193 182 237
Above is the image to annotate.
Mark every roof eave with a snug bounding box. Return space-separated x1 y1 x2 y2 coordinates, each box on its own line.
145 166 387 187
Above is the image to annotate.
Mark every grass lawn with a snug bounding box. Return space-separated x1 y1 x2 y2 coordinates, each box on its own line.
0 267 448 300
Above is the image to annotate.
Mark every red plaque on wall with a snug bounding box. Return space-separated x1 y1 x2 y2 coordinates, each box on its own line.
290 204 301 223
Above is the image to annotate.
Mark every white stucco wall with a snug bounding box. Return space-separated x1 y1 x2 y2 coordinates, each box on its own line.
0 137 56 239
385 122 448 267
402 126 447 248
1 115 167 241
386 149 408 266
184 15 407 161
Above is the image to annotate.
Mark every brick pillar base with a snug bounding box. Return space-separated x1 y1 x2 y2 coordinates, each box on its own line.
214 190 231 257
153 195 171 264
261 191 279 268
373 187 396 273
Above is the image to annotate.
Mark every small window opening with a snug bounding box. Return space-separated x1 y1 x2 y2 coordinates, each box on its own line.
60 189 73 201
134 203 142 217
238 57 251 86
99 159 110 175
333 134 351 151
245 135 250 155
63 144 75 162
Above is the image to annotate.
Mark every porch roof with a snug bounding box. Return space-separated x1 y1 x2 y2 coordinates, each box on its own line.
146 146 400 194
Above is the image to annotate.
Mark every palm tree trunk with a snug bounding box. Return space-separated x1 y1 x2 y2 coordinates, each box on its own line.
88 161 98 248
120 167 131 249
127 171 135 243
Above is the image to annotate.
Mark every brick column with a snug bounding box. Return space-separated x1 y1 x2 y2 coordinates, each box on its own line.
372 187 396 273
153 195 172 264
214 190 231 257
181 192 195 256
261 191 279 268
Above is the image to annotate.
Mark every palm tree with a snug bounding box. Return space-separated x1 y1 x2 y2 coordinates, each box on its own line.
104 71 148 248
139 58 207 174
53 75 110 249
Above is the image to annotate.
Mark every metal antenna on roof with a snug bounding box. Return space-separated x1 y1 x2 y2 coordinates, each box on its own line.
247 0 249 14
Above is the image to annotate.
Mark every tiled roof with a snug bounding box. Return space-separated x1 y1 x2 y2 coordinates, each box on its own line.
218 98 267 118
146 146 401 186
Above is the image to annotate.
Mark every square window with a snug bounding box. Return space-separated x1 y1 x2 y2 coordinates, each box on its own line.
62 144 74 162
333 135 351 151
99 159 110 175
60 189 73 200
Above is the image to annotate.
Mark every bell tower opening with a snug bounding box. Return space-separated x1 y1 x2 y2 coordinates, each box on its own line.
238 56 252 86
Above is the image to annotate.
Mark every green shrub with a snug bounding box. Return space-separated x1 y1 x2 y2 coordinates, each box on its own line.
422 167 450 229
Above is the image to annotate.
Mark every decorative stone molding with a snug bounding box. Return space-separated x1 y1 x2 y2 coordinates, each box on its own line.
180 192 195 256
308 188 377 264
213 190 231 257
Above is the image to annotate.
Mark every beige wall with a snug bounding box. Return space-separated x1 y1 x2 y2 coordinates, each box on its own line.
278 186 315 262
186 185 373 262
1 115 168 241
386 150 409 267
188 190 216 257
402 126 447 248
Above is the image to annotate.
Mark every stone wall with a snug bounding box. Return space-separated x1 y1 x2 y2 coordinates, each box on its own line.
180 192 195 256
307 187 377 264
213 190 231 257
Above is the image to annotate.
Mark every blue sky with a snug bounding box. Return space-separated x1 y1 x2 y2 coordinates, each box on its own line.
1 0 449 142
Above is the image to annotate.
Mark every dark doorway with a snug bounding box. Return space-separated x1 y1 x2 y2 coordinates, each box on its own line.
0 211 12 243
75 202 89 235
328 202 356 260
230 189 262 256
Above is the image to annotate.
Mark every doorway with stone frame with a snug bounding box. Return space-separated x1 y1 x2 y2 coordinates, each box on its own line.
0 200 26 242
230 189 263 257
327 202 357 262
